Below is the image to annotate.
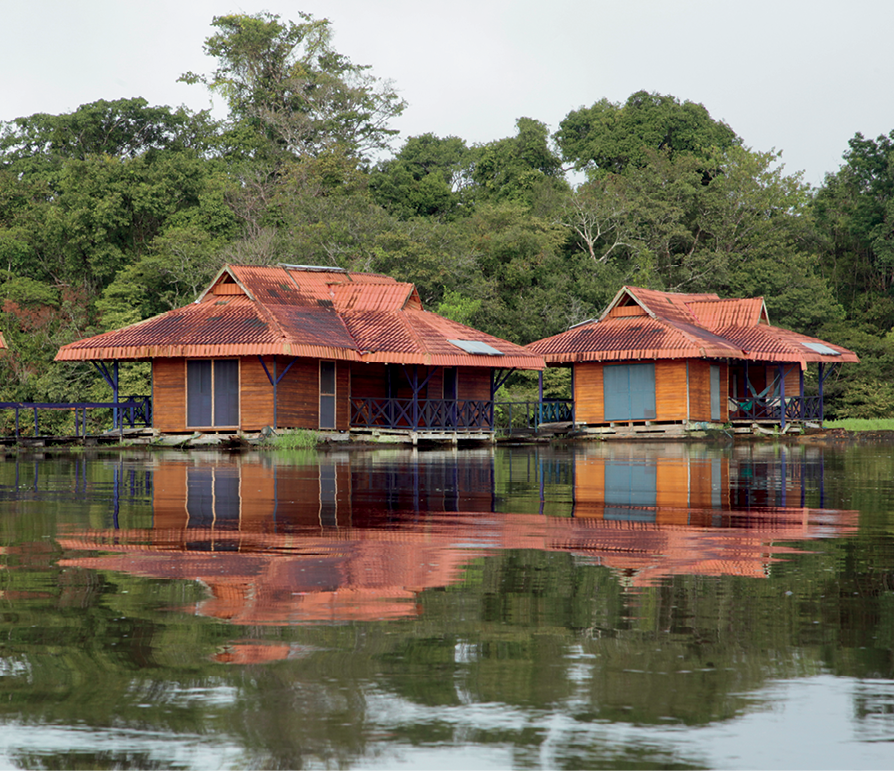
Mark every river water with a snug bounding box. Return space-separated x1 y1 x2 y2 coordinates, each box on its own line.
0 440 892 769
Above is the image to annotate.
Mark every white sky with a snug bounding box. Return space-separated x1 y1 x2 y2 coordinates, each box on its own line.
4 0 893 186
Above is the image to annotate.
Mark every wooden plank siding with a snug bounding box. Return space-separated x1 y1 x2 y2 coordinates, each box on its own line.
273 358 351 432
575 363 605 424
152 359 186 433
573 359 728 425
655 361 689 422
687 361 711 422
350 363 388 403
460 368 492 401
240 357 275 431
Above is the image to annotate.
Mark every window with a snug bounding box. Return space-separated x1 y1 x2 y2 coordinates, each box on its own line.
187 360 239 428
320 361 336 429
710 364 721 421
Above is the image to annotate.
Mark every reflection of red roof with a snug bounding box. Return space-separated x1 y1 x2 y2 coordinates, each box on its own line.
528 286 858 366
56 502 858 625
55 265 543 370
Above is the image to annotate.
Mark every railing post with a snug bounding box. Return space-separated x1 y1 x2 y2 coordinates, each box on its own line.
33 407 38 437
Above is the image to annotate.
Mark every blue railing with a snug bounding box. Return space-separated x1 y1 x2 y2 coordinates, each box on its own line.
729 396 822 423
0 395 152 437
350 398 493 431
494 400 574 432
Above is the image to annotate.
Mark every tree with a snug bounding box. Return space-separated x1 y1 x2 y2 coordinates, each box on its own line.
556 91 739 175
470 118 567 204
0 98 214 174
457 201 570 343
180 12 406 161
370 133 472 220
814 130 894 326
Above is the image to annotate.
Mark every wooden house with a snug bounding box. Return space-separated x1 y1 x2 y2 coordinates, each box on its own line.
527 286 858 433
54 265 544 437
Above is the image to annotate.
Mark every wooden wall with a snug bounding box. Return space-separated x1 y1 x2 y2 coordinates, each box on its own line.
241 357 275 430
655 361 689 421
688 361 711 422
152 359 186 432
152 358 495 433
461 368 492 401
275 357 350 431
153 356 352 432
573 359 728 425
575 362 605 424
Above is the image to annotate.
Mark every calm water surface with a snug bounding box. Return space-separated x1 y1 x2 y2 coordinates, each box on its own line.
0 441 893 769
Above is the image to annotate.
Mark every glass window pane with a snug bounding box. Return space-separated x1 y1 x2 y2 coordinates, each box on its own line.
213 360 239 426
320 361 336 395
187 361 212 427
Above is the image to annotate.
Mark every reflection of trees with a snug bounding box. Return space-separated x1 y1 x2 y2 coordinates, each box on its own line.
12 750 171 770
0 447 892 768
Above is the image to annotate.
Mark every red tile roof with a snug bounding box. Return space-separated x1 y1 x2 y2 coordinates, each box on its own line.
528 286 858 366
55 265 543 370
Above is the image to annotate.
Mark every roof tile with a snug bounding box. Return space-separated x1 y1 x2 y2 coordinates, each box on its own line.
529 286 858 366
56 265 543 370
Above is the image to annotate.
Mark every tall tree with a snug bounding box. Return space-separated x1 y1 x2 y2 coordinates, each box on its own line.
556 91 739 176
370 133 472 220
180 12 406 161
470 117 566 204
814 130 894 327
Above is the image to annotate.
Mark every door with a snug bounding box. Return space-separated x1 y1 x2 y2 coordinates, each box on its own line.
603 363 656 420
187 360 239 428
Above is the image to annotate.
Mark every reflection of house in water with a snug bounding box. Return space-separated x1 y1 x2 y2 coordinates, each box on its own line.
57 448 857 632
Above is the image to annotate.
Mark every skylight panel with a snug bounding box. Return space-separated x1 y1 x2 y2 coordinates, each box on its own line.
802 342 840 356
449 339 504 356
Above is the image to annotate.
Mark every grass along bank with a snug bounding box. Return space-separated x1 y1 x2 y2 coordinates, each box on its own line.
823 418 894 432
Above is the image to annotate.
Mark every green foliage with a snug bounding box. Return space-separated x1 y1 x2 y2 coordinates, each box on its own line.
0 97 214 172
556 90 739 176
268 428 321 449
815 323 894 419
824 418 894 431
370 133 472 220
458 201 571 343
470 117 567 205
436 290 482 326
181 12 406 161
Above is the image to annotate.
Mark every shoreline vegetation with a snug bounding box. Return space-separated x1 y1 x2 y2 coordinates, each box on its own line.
822 419 894 432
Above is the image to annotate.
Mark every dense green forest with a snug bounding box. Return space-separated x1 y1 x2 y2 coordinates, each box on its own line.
1 11 892 420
